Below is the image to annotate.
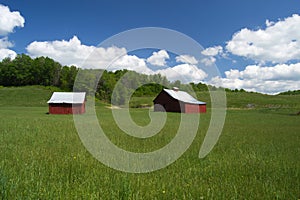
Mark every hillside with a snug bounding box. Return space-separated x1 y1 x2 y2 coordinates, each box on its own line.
130 90 300 111
1 86 299 112
0 86 55 107
279 90 300 95
224 91 300 109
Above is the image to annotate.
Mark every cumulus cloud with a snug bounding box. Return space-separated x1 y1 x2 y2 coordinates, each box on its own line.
175 54 198 65
0 4 25 35
156 64 207 83
201 46 223 57
0 37 16 60
27 36 128 68
110 55 153 74
200 46 223 66
0 4 24 61
200 57 216 66
146 50 169 67
0 48 17 60
0 37 13 48
26 35 156 75
0 36 17 61
210 63 300 94
226 14 300 63
0 39 17 60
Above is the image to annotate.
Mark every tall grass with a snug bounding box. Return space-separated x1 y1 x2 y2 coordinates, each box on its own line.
0 86 299 199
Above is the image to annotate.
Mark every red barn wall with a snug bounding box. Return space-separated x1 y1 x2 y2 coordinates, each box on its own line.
199 105 206 113
185 104 199 113
184 104 206 113
49 103 85 114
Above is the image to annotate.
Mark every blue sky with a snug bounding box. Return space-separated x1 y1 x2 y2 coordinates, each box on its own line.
1 0 300 94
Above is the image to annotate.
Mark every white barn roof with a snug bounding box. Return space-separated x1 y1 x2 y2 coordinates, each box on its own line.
163 89 206 105
47 92 86 104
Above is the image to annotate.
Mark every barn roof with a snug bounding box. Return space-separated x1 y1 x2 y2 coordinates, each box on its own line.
47 92 86 104
163 89 206 105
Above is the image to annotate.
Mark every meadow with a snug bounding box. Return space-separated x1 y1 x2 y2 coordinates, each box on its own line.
0 86 299 199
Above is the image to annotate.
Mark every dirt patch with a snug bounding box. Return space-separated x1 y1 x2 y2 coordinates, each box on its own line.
105 105 121 109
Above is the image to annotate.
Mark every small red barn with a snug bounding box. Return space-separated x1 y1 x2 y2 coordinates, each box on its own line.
153 88 206 113
47 92 86 114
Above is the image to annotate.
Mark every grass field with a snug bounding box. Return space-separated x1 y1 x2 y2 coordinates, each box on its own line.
0 86 299 199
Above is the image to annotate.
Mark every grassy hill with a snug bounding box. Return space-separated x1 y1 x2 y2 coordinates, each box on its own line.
130 89 300 113
0 86 57 107
1 86 299 110
224 91 300 111
0 86 299 199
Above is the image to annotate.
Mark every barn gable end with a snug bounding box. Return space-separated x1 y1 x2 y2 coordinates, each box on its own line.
153 90 182 112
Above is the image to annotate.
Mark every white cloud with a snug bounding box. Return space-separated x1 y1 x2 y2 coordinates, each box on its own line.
0 4 24 61
201 46 223 57
209 63 300 94
200 57 216 66
226 14 300 63
27 36 128 68
156 64 207 83
110 55 153 74
146 50 169 67
26 35 155 75
175 54 198 65
0 39 17 60
0 48 17 60
0 37 13 48
0 4 25 35
0 37 17 61
200 46 223 66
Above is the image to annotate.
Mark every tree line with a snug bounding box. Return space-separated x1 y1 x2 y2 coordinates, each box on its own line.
0 54 211 105
278 90 300 95
0 54 77 91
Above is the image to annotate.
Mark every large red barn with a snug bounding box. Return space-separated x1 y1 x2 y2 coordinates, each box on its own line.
47 92 86 114
153 88 206 113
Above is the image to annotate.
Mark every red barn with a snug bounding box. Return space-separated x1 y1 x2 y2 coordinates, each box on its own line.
47 92 86 114
153 88 206 113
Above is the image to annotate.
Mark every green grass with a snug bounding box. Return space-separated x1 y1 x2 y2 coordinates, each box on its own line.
129 96 155 108
130 90 300 111
194 91 300 110
0 86 60 107
0 86 299 199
